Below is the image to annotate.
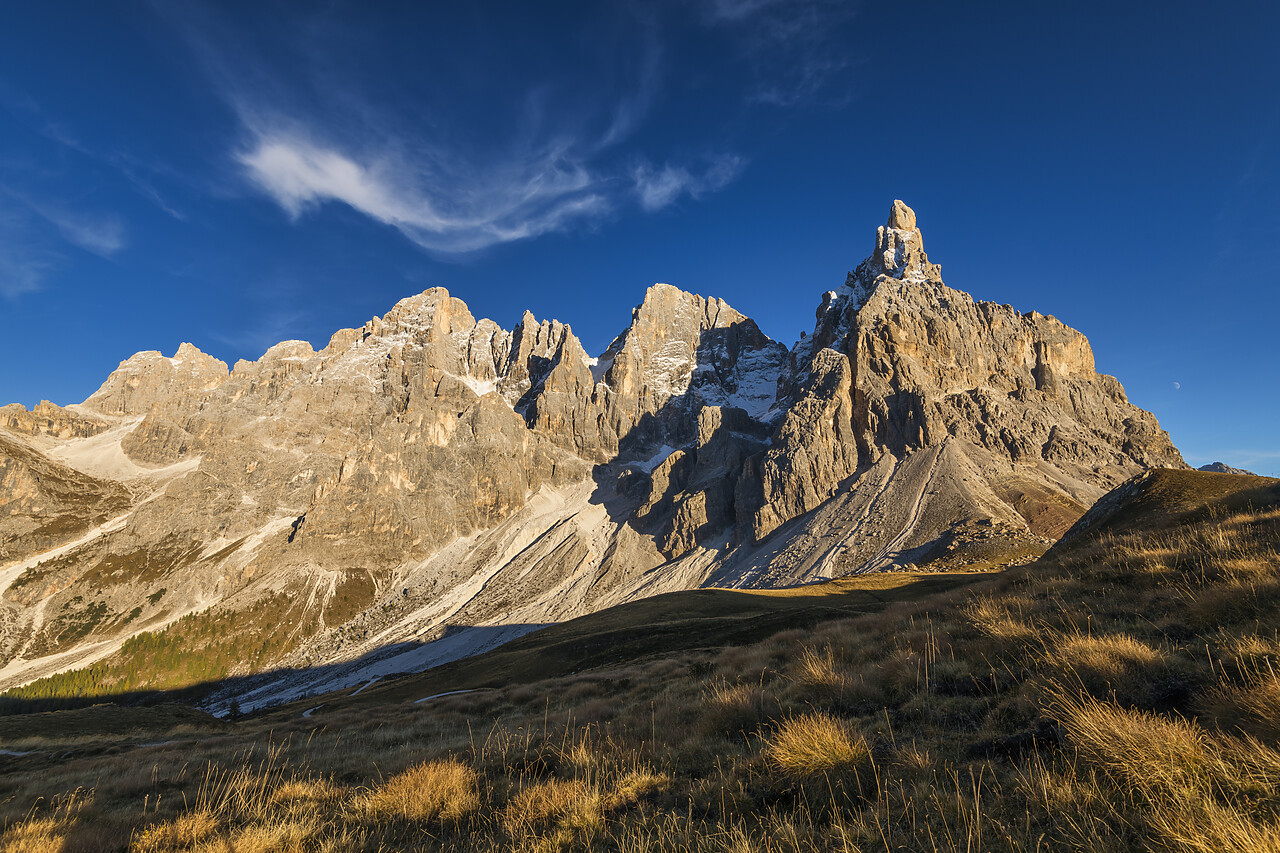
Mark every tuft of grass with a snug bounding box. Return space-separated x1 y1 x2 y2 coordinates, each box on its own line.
1053 632 1179 708
502 777 599 838
790 646 854 701
132 810 219 853
608 769 670 809
1052 690 1280 851
0 816 69 853
1205 674 1280 742
363 759 480 824
700 681 777 738
1053 692 1280 802
765 712 873 783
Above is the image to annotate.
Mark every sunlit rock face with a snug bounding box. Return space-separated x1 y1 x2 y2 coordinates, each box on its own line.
0 201 1184 710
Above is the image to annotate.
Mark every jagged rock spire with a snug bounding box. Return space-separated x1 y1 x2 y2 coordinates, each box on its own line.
886 198 916 230
849 199 941 291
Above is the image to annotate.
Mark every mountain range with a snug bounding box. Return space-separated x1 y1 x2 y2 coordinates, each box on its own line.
0 201 1185 710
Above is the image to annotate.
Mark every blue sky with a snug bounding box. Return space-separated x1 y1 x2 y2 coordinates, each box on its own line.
1 1 1277 475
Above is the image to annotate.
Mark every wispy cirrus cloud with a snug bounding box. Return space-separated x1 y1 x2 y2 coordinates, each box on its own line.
0 206 58 299
7 191 126 256
0 245 53 299
0 187 123 298
632 156 745 211
0 83 188 222
162 2 755 256
168 0 857 256
32 203 125 256
236 131 613 254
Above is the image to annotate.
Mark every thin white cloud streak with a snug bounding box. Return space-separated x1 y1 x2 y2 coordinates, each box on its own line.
237 132 618 253
698 0 858 107
1 187 126 257
704 0 789 22
0 208 55 299
0 252 50 299
0 193 121 299
174 3 751 254
0 85 188 221
632 157 745 212
42 208 125 256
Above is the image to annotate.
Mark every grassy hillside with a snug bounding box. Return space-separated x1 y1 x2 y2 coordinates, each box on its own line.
337 571 987 709
2 468 1278 852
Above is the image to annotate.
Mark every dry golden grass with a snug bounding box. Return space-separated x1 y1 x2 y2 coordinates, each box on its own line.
0 816 66 853
502 777 598 838
1 471 1277 852
765 713 871 781
131 811 219 853
268 777 345 808
700 680 777 737
608 769 670 809
1054 692 1280 801
218 818 323 853
363 758 481 823
789 646 856 704
1206 674 1280 741
964 595 1036 645
1052 632 1175 707
1052 689 1280 852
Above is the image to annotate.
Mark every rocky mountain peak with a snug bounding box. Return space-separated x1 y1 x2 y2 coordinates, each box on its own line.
83 343 229 416
851 199 941 290
797 201 938 358
886 198 917 231
630 282 744 329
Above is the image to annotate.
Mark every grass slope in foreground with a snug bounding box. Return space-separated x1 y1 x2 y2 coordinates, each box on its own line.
2 468 1279 852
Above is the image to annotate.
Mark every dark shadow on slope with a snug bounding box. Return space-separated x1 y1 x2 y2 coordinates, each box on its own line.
0 571 990 729
0 622 546 719
334 571 988 714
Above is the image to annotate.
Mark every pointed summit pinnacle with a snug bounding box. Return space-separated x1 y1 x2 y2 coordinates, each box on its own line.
847 199 940 293
887 199 917 232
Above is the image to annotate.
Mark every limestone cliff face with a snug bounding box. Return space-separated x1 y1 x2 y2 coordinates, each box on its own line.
745 202 1182 547
596 283 787 448
0 432 130 565
0 201 1186 709
83 342 230 417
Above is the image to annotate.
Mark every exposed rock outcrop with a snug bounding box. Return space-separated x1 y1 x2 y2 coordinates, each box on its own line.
1199 462 1258 476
